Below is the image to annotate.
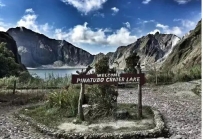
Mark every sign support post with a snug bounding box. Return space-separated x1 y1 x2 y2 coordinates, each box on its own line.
76 66 92 121
136 63 142 119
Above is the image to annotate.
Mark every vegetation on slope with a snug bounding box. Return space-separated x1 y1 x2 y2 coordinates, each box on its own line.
161 20 201 72
146 20 202 85
0 42 23 78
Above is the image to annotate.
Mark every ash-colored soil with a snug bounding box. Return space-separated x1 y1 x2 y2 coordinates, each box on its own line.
0 79 201 139
118 79 201 139
58 119 154 133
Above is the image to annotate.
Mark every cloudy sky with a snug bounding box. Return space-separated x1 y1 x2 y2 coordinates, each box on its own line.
0 0 201 54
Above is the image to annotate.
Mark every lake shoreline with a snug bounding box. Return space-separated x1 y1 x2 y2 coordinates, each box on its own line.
27 67 125 70
27 67 88 70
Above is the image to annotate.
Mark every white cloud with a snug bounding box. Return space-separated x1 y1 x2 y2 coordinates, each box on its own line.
17 13 39 32
54 22 137 47
111 7 119 15
173 19 195 28
143 20 155 23
0 22 7 31
93 12 105 18
164 26 182 36
137 19 156 25
154 23 182 36
148 29 160 34
0 1 5 7
61 0 107 15
107 27 137 46
174 0 191 4
40 23 53 32
123 22 131 28
17 9 53 34
0 26 7 31
25 8 34 13
0 21 13 31
156 23 169 29
142 0 151 4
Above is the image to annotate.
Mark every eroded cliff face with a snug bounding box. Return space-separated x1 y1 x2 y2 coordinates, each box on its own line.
161 20 201 72
93 32 180 69
0 31 26 70
7 27 94 68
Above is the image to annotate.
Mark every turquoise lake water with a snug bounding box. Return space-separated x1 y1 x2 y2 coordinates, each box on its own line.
28 68 85 79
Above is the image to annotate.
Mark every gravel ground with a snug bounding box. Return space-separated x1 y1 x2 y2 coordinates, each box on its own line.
0 104 55 139
0 80 201 139
118 80 201 139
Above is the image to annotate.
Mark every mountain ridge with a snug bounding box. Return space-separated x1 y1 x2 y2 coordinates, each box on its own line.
7 27 95 67
6 20 201 71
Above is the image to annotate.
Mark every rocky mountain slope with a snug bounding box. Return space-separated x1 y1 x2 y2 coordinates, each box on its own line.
7 27 94 68
93 32 180 69
161 20 201 72
0 31 26 70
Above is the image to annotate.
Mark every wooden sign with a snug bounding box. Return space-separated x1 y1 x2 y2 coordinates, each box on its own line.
71 73 146 86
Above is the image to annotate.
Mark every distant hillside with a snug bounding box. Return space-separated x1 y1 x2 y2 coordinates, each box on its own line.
92 32 180 69
7 27 94 68
161 20 201 72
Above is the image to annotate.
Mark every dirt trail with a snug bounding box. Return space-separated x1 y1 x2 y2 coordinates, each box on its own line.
0 104 55 139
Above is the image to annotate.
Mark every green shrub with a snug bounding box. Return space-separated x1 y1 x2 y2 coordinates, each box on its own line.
47 85 79 117
147 64 201 84
189 65 201 79
146 70 174 84
86 85 117 119
95 56 109 73
173 65 201 82
0 42 22 78
124 52 140 73
191 84 201 96
18 71 31 83
0 76 18 88
89 56 118 120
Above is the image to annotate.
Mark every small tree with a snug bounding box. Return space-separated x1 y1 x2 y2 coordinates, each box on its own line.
124 52 140 73
91 57 117 118
95 56 109 74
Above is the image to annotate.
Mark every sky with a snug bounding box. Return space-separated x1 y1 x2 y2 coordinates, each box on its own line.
0 0 201 54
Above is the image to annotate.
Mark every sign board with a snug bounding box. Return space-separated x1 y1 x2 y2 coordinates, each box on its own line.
71 73 146 85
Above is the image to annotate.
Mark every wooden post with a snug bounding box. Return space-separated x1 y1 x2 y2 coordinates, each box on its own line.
13 80 16 95
76 66 92 121
154 65 157 85
78 83 85 121
136 63 142 119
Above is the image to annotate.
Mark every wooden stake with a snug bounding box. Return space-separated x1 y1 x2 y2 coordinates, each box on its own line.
76 66 92 121
78 83 85 121
13 80 16 95
136 63 142 119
